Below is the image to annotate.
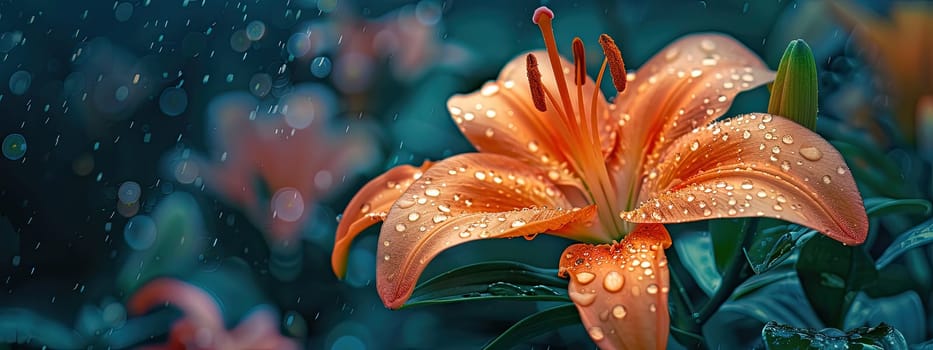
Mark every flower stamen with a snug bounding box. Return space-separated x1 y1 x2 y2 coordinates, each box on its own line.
525 54 548 112
598 34 627 94
532 6 576 119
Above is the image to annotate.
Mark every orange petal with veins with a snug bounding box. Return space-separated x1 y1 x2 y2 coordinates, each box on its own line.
610 34 774 198
376 153 597 308
332 161 434 278
625 113 867 245
447 51 614 188
559 224 672 350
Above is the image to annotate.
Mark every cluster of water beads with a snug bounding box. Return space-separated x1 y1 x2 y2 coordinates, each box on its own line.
560 238 670 343
377 159 582 267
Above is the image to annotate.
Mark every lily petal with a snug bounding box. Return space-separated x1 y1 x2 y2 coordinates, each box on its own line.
626 113 868 245
332 161 434 278
447 51 614 187
611 34 774 202
558 224 672 350
128 278 224 331
376 153 597 308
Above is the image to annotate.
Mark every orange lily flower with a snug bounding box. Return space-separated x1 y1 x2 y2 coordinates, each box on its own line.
192 89 372 247
333 6 868 349
129 278 298 350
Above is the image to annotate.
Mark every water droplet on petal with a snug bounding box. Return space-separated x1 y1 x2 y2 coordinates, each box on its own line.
510 219 526 228
822 175 832 184
603 271 623 292
588 326 605 341
612 305 627 319
836 167 846 175
408 213 421 221
425 188 440 197
646 284 659 294
395 223 407 232
781 135 794 144
740 180 753 190
474 171 487 180
569 290 597 306
800 147 823 161
576 272 595 284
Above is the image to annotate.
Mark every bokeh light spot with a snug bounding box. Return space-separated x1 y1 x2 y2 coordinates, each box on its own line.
124 215 157 250
9 70 31 95
271 187 304 222
118 181 142 204
310 56 332 78
2 134 27 160
159 87 188 116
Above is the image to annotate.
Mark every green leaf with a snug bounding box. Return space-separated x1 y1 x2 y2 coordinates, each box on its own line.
673 231 721 297
483 304 580 350
403 261 568 308
762 321 907 350
796 235 878 328
876 218 933 269
847 291 926 344
709 219 745 273
768 39 818 130
731 264 796 300
745 220 811 274
864 198 932 217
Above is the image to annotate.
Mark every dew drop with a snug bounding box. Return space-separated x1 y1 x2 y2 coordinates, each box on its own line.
569 290 597 306
800 147 823 161
740 180 753 190
474 171 487 180
397 199 416 209
702 208 712 217
432 214 448 223
742 130 751 139
408 213 420 221
690 140 700 151
511 219 526 228
425 188 441 197
527 141 539 152
836 167 846 175
395 223 407 232
588 326 605 341
646 284 659 294
781 161 791 172
822 175 832 184
576 272 596 284
603 271 623 292
612 305 627 319
756 190 768 198
771 146 781 154
781 135 794 144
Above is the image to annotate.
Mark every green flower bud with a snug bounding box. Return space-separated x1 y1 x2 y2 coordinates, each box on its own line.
768 39 818 130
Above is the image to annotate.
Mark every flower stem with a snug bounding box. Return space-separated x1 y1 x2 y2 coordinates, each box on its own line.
695 218 758 324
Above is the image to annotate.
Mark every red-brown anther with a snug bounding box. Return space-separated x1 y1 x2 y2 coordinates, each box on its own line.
526 53 548 112
599 34 627 93
572 37 586 86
